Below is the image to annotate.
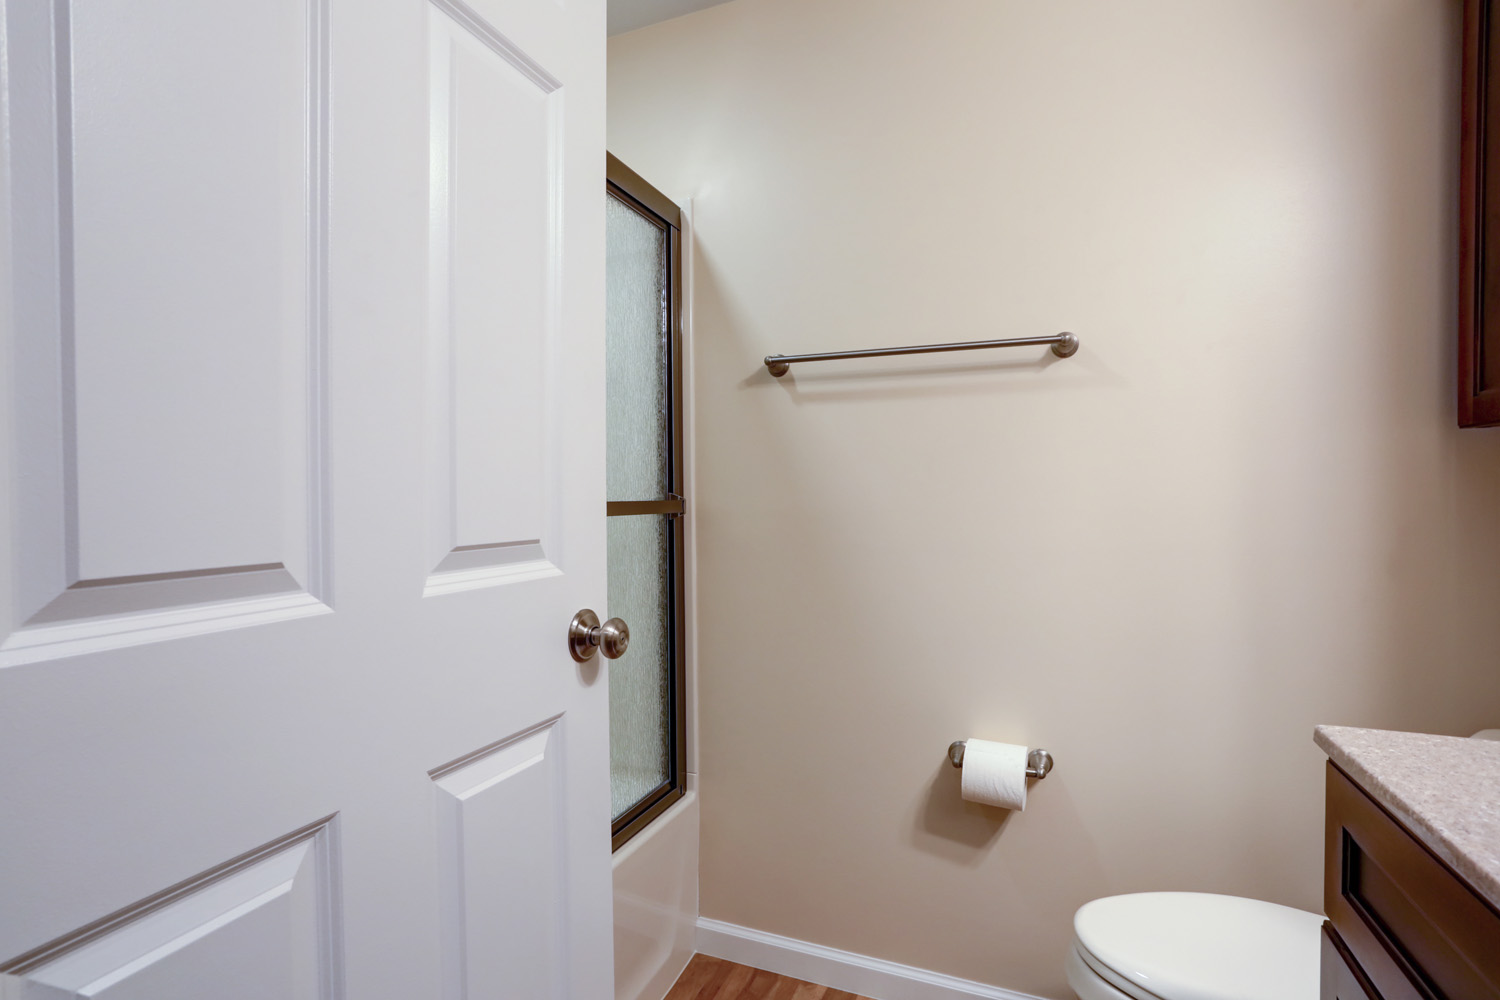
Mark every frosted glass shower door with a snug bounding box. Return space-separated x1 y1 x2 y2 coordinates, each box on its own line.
605 154 685 848
606 514 670 814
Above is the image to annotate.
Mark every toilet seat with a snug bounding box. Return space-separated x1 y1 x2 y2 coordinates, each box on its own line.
1066 941 1159 1000
1068 892 1323 1000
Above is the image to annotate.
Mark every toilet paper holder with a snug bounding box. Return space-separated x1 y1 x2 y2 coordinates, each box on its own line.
948 741 1054 779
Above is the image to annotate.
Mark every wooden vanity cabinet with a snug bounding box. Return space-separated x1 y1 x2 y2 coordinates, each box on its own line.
1322 763 1500 999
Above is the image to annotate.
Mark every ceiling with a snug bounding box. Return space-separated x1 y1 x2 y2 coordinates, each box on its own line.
608 0 735 36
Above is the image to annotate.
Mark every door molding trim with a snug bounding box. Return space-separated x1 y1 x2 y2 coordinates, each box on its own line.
0 590 331 669
695 918 1049 1000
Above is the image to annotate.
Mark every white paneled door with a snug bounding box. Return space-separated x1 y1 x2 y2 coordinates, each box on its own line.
0 0 609 997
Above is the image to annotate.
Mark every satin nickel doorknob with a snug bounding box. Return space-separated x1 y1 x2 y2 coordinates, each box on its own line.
568 609 630 662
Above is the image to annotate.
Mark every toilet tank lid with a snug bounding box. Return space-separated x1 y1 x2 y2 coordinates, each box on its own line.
1073 893 1323 1000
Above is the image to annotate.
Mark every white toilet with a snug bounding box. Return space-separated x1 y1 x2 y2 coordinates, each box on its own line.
1066 892 1324 1000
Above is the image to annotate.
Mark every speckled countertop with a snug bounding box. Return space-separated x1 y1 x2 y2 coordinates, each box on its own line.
1315 725 1500 911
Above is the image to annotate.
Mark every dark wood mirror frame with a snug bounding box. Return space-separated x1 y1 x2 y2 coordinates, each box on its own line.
1461 0 1500 426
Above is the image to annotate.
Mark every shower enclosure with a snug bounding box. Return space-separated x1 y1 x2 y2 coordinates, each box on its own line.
604 153 686 848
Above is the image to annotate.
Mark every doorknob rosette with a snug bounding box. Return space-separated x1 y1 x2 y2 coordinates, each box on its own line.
568 609 631 662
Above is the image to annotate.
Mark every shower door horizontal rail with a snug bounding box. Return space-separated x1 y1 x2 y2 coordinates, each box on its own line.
764 331 1079 377
606 497 684 517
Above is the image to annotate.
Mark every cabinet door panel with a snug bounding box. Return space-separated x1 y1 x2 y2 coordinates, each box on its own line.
1322 926 1380 1000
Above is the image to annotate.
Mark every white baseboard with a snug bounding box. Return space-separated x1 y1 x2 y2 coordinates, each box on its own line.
695 918 1056 1000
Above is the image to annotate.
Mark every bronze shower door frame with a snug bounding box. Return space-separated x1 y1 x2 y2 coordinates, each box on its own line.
605 152 688 850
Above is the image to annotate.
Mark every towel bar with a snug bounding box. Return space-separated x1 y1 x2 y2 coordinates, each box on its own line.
765 332 1079 377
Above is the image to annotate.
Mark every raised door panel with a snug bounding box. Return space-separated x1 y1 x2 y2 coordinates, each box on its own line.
430 722 564 1000
0 819 341 1000
0 0 330 663
424 0 562 595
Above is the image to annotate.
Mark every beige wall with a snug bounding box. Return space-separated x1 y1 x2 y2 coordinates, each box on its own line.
608 2 1500 996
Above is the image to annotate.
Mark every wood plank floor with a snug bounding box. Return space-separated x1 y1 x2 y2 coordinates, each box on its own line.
663 954 875 1000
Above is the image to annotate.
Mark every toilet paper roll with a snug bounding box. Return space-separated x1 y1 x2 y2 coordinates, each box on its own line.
959 739 1029 810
